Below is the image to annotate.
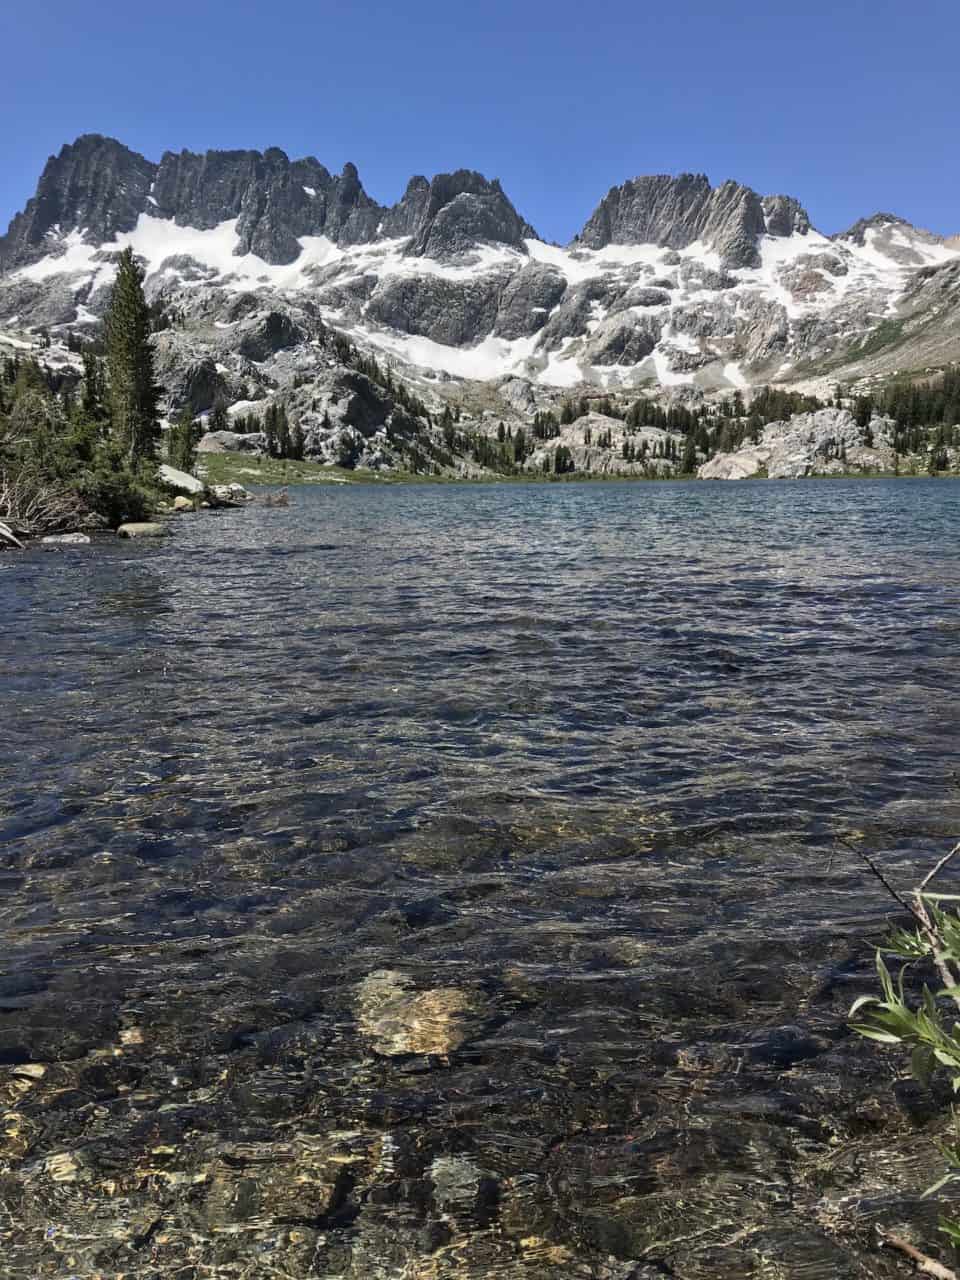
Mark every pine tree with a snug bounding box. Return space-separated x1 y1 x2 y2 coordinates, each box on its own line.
167 407 201 473
290 420 305 461
209 399 230 433
276 404 291 459
105 248 160 468
681 434 698 474
264 405 278 458
81 351 107 424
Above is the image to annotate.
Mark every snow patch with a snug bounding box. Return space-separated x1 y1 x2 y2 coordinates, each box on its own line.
723 361 748 389
349 326 538 381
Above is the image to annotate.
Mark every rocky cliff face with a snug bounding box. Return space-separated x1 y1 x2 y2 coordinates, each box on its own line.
2 135 959 400
575 174 809 268
0 135 156 270
0 137 534 271
698 408 899 479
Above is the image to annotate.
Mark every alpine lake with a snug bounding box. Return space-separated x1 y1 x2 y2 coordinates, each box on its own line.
2 477 960 1279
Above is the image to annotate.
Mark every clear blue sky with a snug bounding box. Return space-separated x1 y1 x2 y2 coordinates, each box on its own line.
2 0 958 244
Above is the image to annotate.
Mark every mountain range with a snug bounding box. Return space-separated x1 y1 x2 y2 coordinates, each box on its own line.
2 134 959 450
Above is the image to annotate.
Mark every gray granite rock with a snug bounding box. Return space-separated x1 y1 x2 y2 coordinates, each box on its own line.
197 430 267 454
584 314 663 365
699 408 897 479
236 311 306 361
762 194 812 237
493 263 567 339
158 464 204 495
0 135 155 270
366 272 508 346
577 173 768 268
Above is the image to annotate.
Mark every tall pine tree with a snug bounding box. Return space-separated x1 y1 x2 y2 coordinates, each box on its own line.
105 248 160 469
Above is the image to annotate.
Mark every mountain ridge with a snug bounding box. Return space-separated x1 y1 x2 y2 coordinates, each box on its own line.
6 133 952 273
2 134 959 403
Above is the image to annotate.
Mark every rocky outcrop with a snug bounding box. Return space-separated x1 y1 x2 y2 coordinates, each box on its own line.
0 135 156 271
0 137 537 273
197 430 267 454
762 195 811 237
394 171 536 259
578 174 772 268
698 408 897 479
836 212 912 247
4 135 960 396
236 311 307 361
493 263 567 339
584 314 662 365
365 271 509 345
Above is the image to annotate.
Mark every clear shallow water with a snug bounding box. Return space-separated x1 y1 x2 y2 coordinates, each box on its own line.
2 479 960 1278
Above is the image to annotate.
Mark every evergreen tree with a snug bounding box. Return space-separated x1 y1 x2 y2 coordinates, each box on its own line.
276 404 292 459
681 434 697 474
167 407 202 473
264 405 278 458
290 420 305 461
81 351 107 424
105 248 160 468
209 399 230 433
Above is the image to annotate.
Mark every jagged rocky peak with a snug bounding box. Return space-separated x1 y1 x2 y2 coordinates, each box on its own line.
151 147 384 263
835 211 915 246
762 194 811 237
392 169 537 260
0 135 538 272
577 173 809 268
0 134 156 270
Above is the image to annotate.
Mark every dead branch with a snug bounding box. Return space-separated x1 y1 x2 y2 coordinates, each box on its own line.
878 1228 959 1279
0 520 24 549
0 469 88 540
836 836 923 922
840 836 960 1012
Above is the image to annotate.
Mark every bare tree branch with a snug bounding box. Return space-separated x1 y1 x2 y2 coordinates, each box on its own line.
836 836 922 922
878 1228 959 1279
920 843 960 893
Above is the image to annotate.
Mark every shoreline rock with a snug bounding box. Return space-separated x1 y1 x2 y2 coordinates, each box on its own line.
117 522 168 538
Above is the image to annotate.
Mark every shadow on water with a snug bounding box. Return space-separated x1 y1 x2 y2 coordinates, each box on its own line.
2 479 960 1277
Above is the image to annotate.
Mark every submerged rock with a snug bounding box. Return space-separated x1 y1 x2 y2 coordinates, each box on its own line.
117 522 168 538
41 532 91 545
355 969 488 1057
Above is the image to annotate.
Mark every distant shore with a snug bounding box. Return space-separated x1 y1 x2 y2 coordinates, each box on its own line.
202 451 960 489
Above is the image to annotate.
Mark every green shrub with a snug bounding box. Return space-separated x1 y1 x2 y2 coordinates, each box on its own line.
851 842 960 1251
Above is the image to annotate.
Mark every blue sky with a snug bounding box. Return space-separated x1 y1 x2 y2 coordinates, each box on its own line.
2 0 958 244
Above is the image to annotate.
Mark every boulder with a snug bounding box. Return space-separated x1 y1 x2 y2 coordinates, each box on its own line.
699 447 770 480
158 463 205 495
197 430 267 454
210 483 252 506
117 522 168 538
41 532 91 544
172 495 195 512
